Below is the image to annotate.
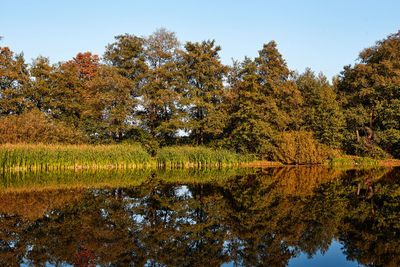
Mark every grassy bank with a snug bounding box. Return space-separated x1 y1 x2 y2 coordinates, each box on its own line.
156 146 252 167
1 143 395 171
0 144 151 170
326 156 379 167
0 144 251 170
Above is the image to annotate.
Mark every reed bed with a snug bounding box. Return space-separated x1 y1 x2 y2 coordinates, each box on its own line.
0 143 152 170
156 146 253 167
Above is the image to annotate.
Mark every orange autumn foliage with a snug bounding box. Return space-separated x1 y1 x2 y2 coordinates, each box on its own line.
71 52 100 80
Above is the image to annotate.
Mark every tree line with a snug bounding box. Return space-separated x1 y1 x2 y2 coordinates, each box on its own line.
1 28 400 159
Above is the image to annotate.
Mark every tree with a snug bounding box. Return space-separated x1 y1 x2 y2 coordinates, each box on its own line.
0 46 29 116
27 56 55 113
296 68 345 148
84 65 136 141
104 33 147 93
254 41 303 131
226 57 276 155
139 28 184 145
225 41 302 156
337 30 400 157
181 40 227 145
71 52 99 80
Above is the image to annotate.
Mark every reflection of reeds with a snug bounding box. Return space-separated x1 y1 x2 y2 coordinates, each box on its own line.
156 146 252 167
0 144 151 170
0 167 257 191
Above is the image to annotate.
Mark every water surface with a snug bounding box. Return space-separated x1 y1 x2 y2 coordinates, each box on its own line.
1 166 399 266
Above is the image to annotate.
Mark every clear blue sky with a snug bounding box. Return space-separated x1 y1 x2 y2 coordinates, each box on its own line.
1 0 399 80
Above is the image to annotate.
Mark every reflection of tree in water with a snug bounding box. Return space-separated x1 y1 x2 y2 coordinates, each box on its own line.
337 168 400 267
0 166 400 266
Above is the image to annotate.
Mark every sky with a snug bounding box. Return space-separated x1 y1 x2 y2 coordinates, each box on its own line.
1 0 399 80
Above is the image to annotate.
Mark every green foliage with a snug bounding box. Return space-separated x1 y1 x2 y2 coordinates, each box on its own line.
181 40 228 145
349 138 388 159
225 41 302 155
123 127 160 156
296 69 345 148
273 131 328 164
139 28 184 144
0 46 29 116
337 31 400 158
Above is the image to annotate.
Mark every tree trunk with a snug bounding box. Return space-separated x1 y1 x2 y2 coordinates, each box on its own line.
200 127 204 145
368 106 374 140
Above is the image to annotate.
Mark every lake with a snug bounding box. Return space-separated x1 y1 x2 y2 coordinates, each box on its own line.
0 166 399 266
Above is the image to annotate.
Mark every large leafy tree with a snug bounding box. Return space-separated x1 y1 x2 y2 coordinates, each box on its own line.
104 33 147 92
0 46 29 116
84 65 135 141
337 30 400 157
225 41 302 156
28 52 134 142
181 40 227 145
226 58 276 154
297 68 345 148
254 41 303 131
27 56 55 113
139 28 184 145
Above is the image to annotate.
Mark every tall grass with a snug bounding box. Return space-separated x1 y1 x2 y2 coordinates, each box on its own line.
0 143 151 170
0 144 253 171
157 146 253 167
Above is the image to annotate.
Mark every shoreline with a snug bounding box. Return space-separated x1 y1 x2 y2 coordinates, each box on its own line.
1 159 399 172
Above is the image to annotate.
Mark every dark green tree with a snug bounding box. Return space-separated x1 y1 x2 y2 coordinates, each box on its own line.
225 41 302 156
296 68 345 148
181 40 227 145
139 28 184 145
0 46 29 116
337 30 400 157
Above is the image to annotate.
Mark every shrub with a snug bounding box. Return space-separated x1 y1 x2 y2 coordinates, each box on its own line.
273 131 328 164
0 110 86 144
348 137 388 159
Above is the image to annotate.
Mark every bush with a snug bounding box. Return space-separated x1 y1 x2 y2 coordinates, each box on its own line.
273 131 328 164
0 110 86 144
348 137 388 159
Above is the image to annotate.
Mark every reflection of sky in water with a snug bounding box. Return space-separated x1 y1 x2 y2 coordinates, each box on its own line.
288 241 360 267
220 241 360 267
175 185 192 198
21 241 361 267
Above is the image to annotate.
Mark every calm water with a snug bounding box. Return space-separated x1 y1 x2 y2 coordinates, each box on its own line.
1 166 399 266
